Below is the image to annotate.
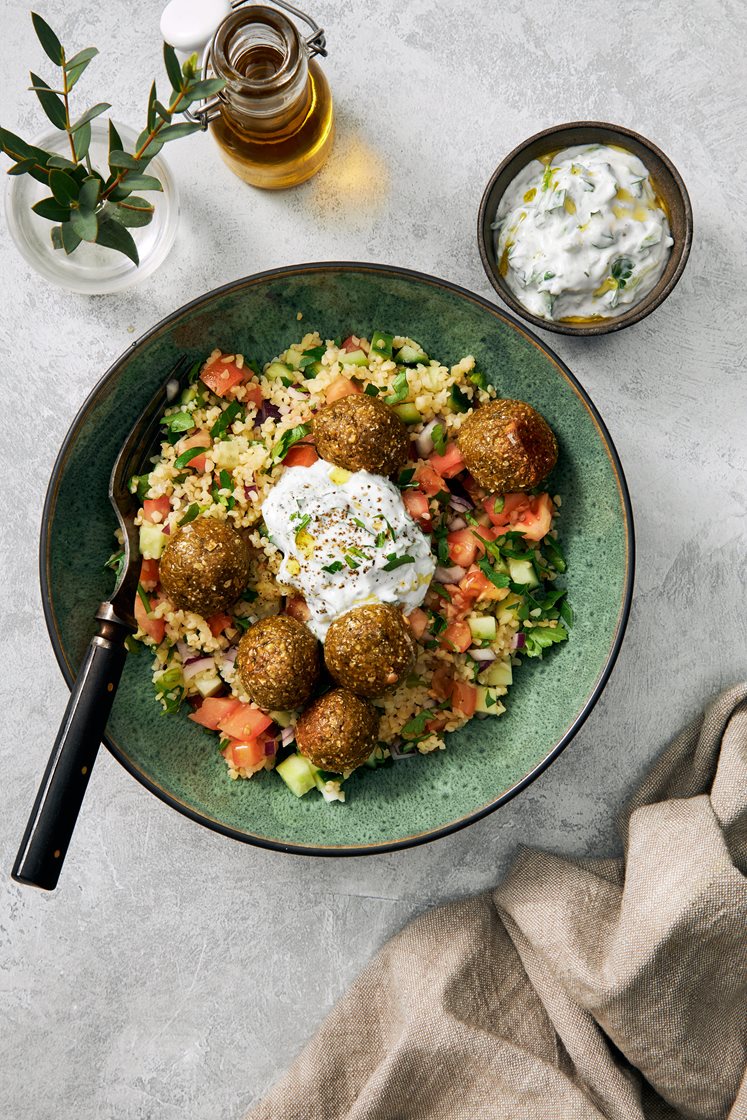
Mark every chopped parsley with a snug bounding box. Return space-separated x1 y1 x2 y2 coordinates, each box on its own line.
299 345 325 371
344 554 360 570
210 400 243 439
293 514 312 538
430 582 452 601
136 582 152 614
178 502 201 527
468 369 488 389
233 617 252 632
322 561 344 574
449 384 470 413
174 445 208 470
522 623 568 658
384 370 409 405
104 550 125 580
542 534 566 573
364 384 380 396
431 423 447 456
131 473 151 502
383 553 415 571
611 256 634 289
401 710 431 740
397 468 416 489
476 556 510 588
241 588 258 602
271 423 311 462
160 410 195 440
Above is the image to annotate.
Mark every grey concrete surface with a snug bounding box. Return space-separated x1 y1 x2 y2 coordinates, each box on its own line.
1 1 745 1116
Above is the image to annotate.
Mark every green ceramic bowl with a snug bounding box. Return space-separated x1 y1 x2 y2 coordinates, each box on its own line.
41 264 634 855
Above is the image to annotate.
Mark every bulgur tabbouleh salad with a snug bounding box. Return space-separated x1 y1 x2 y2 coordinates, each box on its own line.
107 331 572 803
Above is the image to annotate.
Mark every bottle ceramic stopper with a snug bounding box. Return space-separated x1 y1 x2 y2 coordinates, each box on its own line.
160 0 232 55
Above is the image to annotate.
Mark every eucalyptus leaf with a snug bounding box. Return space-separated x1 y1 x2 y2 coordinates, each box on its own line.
154 100 171 122
108 150 141 170
65 46 98 70
146 81 157 132
157 121 202 141
163 43 182 92
49 168 79 205
65 58 94 89
0 128 50 184
32 196 71 222
50 225 63 249
121 173 162 192
73 121 91 160
96 217 139 265
113 197 155 228
61 221 82 254
7 158 36 176
78 175 100 209
71 102 110 132
183 78 226 103
70 205 98 241
31 12 63 66
29 72 67 129
46 153 78 169
108 119 123 157
138 137 164 161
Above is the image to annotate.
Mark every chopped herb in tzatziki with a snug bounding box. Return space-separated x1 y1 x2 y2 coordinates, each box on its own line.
492 144 673 321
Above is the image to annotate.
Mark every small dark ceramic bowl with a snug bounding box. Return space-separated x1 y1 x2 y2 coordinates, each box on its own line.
478 121 693 336
41 264 634 855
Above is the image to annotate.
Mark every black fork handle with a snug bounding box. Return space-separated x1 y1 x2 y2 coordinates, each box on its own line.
12 606 132 891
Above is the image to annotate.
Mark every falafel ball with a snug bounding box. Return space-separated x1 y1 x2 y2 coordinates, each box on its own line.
314 394 408 476
160 517 251 616
296 688 380 772
457 399 558 492
236 615 321 711
324 603 416 698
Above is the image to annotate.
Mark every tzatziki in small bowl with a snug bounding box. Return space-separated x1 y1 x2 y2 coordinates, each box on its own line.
478 122 692 336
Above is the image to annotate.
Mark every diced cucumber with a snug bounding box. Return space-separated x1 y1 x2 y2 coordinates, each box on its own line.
269 710 295 729
395 340 429 365
139 522 167 559
212 440 240 470
339 348 369 366
276 753 317 797
482 658 513 688
508 558 540 588
194 672 223 698
265 361 293 381
180 384 200 405
475 686 507 715
370 330 394 359
468 615 497 641
283 348 303 370
393 402 422 424
303 360 323 378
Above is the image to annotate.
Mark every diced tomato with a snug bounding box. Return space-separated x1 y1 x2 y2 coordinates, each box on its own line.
207 612 233 637
444 588 473 621
430 662 455 700
325 376 362 405
200 357 245 397
217 702 273 742
429 442 465 478
244 384 264 409
178 431 211 473
341 335 360 352
425 714 449 734
283 444 319 468
134 589 165 644
440 620 472 653
416 463 446 497
143 496 170 524
406 607 429 640
226 739 266 769
459 568 506 601
451 680 477 717
403 489 431 529
446 528 483 568
189 696 242 731
285 596 311 622
484 491 553 541
139 558 160 591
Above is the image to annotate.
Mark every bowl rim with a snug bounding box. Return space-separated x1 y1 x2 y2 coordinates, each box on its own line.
477 120 693 336
39 261 635 856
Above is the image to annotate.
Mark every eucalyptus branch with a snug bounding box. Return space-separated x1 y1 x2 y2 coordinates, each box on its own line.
0 13 226 267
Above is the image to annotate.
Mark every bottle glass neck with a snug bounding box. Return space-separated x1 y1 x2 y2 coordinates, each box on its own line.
212 7 309 132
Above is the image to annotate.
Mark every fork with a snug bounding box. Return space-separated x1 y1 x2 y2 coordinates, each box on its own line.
12 356 193 891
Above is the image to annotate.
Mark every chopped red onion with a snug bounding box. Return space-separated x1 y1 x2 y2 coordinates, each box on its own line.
448 516 467 531
448 494 473 513
281 726 296 748
256 401 281 425
176 639 193 661
162 522 171 535
415 418 438 458
511 632 526 650
264 740 276 757
390 739 415 760
435 564 466 583
471 648 497 662
182 656 215 681
244 484 258 501
222 646 238 665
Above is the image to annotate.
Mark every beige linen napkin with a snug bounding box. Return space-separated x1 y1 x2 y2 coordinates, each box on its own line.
249 684 747 1120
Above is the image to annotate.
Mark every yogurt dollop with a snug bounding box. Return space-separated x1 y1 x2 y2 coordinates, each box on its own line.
493 143 673 322
262 458 435 640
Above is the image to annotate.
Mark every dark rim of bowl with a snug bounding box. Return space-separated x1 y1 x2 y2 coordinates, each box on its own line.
39 261 635 857
477 120 693 336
